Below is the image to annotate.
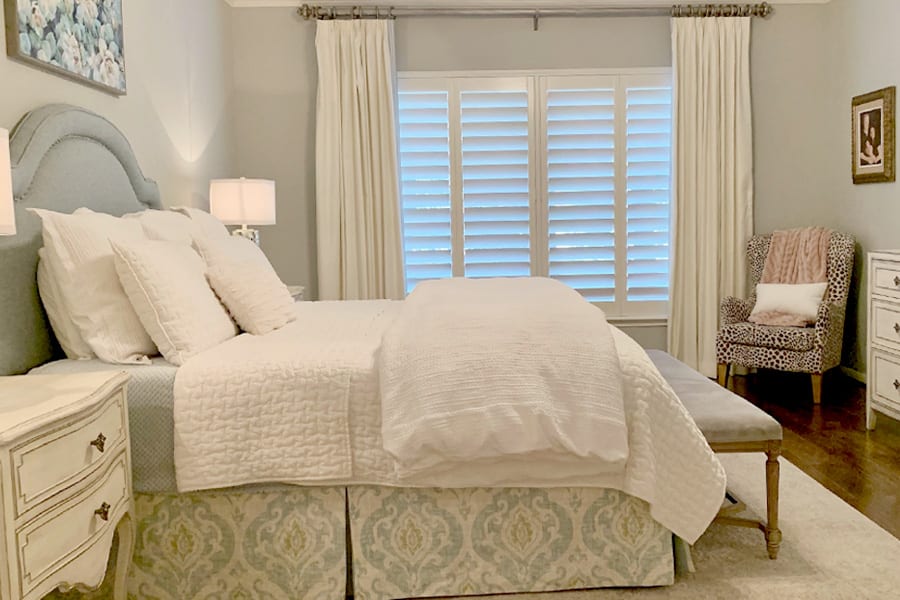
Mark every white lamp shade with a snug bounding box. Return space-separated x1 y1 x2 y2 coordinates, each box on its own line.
209 178 276 226
0 128 15 236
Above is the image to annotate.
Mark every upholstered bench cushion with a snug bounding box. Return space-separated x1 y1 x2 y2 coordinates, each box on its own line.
647 350 783 444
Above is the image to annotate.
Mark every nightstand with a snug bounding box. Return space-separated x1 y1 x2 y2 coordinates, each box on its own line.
287 285 306 301
0 371 134 600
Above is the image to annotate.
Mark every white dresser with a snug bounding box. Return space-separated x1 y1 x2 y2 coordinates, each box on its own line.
867 251 900 429
0 371 134 600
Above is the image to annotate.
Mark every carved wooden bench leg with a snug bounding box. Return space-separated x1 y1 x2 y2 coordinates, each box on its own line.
765 441 782 560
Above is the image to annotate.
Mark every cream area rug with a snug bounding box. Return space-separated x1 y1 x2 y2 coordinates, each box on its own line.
460 454 900 600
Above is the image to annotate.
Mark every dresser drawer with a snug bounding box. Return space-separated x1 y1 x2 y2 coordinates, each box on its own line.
871 351 900 412
871 299 900 352
872 259 900 300
11 388 126 516
16 454 128 596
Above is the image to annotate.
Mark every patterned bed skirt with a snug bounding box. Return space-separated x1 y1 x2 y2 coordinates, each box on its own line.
49 485 672 600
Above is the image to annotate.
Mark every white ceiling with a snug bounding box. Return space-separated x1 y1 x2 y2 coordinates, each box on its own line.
225 0 830 8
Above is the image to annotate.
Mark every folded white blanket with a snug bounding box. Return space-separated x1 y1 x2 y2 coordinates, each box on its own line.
379 277 629 475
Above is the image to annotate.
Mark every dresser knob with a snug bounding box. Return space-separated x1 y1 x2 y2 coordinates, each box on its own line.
894 380 900 390
94 502 111 521
89 433 106 453
894 276 900 287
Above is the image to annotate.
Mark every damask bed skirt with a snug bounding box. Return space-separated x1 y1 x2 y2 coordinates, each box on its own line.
50 485 672 600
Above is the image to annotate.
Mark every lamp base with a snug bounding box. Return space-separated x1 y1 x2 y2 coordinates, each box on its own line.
232 227 260 245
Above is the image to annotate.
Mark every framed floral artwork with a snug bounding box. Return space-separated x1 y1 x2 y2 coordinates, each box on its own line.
4 0 126 96
852 86 895 184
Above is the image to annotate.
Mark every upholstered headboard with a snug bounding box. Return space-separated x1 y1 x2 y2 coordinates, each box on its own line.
0 104 161 375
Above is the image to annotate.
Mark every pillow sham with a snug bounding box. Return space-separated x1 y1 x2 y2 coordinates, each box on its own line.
123 209 195 245
171 206 230 239
29 208 157 364
36 249 94 360
749 282 828 327
196 236 296 335
112 239 238 366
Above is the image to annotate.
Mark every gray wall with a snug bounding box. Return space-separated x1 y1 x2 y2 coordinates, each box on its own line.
0 0 235 209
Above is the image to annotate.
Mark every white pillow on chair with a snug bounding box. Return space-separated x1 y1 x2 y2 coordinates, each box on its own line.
196 236 296 336
112 239 238 366
749 282 828 326
29 208 157 364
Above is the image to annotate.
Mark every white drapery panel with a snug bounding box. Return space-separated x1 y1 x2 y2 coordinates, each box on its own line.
668 17 753 377
315 20 405 300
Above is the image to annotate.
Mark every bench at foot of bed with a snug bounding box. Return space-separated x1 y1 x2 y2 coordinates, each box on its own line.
648 350 784 560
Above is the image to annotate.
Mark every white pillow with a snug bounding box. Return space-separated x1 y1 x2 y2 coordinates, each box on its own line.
196 237 296 335
36 249 94 360
123 209 195 245
750 283 828 324
112 239 238 366
29 208 157 364
171 207 230 240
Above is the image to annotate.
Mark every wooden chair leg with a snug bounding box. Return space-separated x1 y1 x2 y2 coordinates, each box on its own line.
765 441 782 560
811 373 823 405
717 363 730 388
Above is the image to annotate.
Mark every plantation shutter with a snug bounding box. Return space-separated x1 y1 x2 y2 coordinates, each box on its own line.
544 76 617 302
398 84 453 294
625 81 672 303
459 80 532 278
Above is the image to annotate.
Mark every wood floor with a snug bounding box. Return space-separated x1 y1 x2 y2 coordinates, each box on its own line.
729 370 900 539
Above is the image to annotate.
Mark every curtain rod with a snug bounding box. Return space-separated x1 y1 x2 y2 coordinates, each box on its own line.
298 3 773 22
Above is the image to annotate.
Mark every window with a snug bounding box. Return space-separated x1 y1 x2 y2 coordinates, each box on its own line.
398 70 672 317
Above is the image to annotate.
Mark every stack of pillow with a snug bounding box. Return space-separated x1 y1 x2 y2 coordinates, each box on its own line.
30 206 296 367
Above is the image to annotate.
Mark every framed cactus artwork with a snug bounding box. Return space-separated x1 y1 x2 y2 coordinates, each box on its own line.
3 0 126 96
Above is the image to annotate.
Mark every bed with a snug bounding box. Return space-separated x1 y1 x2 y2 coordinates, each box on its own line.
1 104 723 599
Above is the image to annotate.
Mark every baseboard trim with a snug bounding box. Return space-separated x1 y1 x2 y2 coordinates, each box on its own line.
840 366 866 384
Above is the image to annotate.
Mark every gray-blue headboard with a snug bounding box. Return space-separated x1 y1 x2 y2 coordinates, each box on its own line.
0 104 162 375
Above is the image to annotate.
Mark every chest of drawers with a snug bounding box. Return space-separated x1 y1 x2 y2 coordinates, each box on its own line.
867 251 900 429
0 371 134 600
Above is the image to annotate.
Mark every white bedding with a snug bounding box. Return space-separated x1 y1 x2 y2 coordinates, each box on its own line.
380 278 628 475
174 298 725 543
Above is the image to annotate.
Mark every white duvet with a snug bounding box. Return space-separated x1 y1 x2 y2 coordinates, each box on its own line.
174 292 726 543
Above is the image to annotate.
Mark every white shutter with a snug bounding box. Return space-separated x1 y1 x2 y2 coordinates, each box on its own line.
459 81 532 278
398 84 453 293
544 77 617 302
625 80 672 303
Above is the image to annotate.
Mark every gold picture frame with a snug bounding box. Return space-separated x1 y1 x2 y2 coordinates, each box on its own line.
852 86 895 184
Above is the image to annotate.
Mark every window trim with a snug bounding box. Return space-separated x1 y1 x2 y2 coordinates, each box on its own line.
398 67 673 318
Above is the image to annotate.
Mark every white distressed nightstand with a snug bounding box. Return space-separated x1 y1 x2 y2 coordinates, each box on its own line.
867 250 900 429
0 371 134 600
287 285 306 301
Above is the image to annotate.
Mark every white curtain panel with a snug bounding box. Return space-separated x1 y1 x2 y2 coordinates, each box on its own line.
315 20 405 300
668 17 754 377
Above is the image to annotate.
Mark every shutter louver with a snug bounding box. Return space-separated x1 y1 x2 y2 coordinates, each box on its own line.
626 85 672 302
546 87 617 302
398 89 453 293
460 90 531 278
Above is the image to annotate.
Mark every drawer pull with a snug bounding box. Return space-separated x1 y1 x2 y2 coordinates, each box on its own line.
894 380 900 391
89 433 107 453
894 276 900 287
94 502 111 522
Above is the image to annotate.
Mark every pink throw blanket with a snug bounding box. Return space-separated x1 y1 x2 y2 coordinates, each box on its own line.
749 227 832 327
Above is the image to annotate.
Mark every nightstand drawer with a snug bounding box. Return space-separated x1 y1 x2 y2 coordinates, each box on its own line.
17 454 128 596
872 260 900 300
872 351 900 412
12 388 126 516
872 299 900 352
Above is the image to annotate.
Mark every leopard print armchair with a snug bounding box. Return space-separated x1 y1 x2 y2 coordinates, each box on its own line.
715 232 856 404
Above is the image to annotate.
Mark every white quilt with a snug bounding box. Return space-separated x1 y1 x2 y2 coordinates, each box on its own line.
174 299 726 543
379 278 629 475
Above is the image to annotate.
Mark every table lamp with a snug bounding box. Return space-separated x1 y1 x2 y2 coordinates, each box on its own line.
209 178 276 245
0 128 15 236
